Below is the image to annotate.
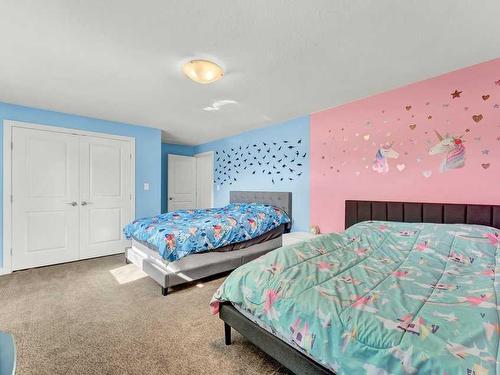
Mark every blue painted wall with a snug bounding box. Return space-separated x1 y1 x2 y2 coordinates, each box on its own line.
160 143 195 213
0 102 162 268
195 116 310 232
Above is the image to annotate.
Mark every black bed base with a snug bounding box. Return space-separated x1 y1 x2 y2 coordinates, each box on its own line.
219 303 334 375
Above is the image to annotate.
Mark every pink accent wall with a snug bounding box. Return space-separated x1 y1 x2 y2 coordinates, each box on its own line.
311 59 500 233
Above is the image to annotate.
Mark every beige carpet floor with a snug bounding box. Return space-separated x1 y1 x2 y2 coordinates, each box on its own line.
0 255 288 375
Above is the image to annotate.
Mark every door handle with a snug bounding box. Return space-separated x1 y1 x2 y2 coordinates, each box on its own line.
81 201 92 206
65 201 78 207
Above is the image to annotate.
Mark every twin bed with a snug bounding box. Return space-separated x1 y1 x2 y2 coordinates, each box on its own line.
212 200 500 375
124 191 292 295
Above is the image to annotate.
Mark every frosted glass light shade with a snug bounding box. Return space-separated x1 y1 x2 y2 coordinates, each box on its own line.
182 59 224 84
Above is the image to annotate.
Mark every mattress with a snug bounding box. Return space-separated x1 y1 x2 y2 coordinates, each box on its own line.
132 223 284 255
210 221 500 374
123 203 290 262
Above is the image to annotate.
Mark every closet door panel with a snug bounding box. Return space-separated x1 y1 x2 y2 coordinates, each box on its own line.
11 127 80 270
79 136 132 259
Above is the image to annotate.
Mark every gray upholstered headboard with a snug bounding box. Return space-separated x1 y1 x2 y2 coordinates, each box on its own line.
345 200 500 229
229 191 292 229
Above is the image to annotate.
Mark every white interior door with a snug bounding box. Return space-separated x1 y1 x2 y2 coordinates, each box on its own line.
12 127 80 270
167 155 196 211
195 152 214 209
79 136 132 259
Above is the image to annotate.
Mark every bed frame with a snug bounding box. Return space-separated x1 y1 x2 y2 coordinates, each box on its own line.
126 191 292 296
219 199 500 375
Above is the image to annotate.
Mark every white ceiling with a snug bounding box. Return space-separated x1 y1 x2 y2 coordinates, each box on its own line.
1 1 499 145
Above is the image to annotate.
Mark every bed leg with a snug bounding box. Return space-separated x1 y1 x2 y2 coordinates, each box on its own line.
161 286 168 296
224 322 231 345
125 257 130 264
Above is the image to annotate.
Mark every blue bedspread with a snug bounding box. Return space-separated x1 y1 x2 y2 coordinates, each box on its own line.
123 203 290 262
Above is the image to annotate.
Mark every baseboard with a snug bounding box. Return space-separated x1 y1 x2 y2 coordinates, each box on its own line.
0 267 12 276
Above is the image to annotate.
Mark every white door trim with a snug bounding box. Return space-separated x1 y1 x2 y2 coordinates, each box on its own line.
194 151 214 208
1 122 12 275
2 119 136 275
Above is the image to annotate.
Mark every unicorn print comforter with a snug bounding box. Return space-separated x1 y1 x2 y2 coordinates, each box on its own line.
123 203 289 262
210 221 500 374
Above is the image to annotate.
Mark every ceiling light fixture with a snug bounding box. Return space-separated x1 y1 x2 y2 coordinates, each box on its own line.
182 59 224 84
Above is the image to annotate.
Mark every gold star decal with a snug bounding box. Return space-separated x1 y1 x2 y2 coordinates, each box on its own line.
451 90 462 98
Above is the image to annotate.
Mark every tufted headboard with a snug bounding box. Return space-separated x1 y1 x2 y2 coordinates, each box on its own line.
230 191 292 231
345 200 500 229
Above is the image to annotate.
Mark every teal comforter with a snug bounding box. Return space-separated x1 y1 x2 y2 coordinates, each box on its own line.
210 221 500 374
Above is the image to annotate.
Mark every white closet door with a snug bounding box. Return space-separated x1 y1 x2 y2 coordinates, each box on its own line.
79 136 132 259
167 155 196 211
11 127 80 270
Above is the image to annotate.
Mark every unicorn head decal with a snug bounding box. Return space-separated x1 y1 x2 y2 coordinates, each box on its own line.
429 130 465 172
372 143 399 174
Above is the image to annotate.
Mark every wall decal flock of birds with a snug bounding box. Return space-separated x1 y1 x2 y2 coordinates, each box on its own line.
214 138 307 185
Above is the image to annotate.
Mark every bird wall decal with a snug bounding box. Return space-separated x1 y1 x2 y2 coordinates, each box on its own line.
213 138 307 185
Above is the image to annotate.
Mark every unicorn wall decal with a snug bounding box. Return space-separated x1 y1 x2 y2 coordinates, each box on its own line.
429 130 465 172
372 143 399 174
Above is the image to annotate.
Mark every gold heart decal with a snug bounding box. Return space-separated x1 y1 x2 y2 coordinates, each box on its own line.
482 95 490 101
409 124 416 130
481 163 490 169
405 105 412 111
472 114 483 123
